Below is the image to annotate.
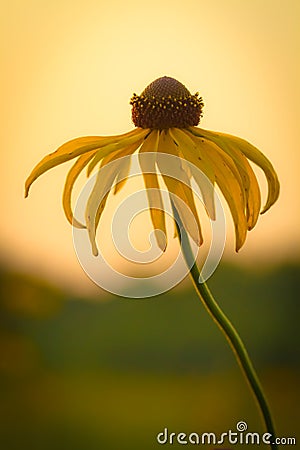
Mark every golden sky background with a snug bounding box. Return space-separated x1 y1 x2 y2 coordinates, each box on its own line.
1 0 299 293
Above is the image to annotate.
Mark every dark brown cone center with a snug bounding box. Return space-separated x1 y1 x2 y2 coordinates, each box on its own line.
130 76 204 129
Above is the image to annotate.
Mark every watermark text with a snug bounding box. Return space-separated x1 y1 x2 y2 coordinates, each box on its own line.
157 421 296 446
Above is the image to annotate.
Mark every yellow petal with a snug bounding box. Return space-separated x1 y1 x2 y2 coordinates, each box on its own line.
190 128 261 229
170 128 216 220
62 151 96 228
232 136 279 214
190 126 279 214
91 143 141 243
86 128 149 176
214 137 260 229
197 137 248 251
139 130 167 252
157 130 203 246
24 129 143 197
85 158 125 256
94 192 110 232
113 157 131 194
100 142 139 194
215 137 261 229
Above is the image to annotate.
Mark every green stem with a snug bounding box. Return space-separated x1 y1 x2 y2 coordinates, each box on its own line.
172 202 277 450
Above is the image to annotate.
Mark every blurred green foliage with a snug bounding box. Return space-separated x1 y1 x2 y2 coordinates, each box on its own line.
0 262 299 449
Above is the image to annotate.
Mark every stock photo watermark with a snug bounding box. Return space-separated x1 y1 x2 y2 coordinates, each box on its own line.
73 152 226 298
156 421 296 446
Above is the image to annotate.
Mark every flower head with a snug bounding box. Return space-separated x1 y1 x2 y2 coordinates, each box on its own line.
130 76 204 128
25 76 280 256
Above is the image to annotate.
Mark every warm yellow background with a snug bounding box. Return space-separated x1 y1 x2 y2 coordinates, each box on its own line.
1 0 299 292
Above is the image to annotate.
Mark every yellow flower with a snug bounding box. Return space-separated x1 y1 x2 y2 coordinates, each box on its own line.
25 76 280 255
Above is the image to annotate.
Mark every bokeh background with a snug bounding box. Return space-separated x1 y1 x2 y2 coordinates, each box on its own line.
0 0 299 449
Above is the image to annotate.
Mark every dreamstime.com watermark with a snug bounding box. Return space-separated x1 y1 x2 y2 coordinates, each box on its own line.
156 421 296 446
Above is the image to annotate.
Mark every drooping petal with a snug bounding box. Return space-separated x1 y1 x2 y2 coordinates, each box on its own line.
189 128 261 230
157 130 203 246
100 141 141 193
94 191 109 234
139 130 167 252
232 136 279 214
189 127 261 229
86 142 143 255
87 128 149 176
85 157 126 256
170 128 216 220
190 126 279 214
62 151 96 228
24 128 146 197
211 135 261 229
113 157 131 194
193 136 248 251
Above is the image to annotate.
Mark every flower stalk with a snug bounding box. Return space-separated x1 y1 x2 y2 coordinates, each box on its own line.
171 201 278 450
